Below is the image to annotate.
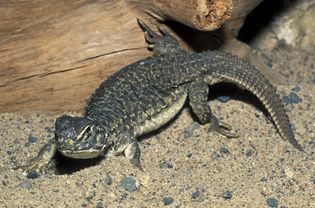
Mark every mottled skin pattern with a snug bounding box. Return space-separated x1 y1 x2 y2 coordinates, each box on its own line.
15 19 302 172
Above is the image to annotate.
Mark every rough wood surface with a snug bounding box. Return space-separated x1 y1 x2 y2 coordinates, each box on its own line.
0 0 151 113
129 0 233 31
0 0 266 114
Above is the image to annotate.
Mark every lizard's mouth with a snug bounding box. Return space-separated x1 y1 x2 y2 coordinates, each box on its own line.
59 143 111 159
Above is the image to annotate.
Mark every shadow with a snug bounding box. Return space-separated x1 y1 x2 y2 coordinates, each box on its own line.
159 0 299 51
238 0 299 43
209 83 269 119
53 151 104 175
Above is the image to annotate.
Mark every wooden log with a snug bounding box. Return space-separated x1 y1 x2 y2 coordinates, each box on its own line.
0 0 151 113
129 0 233 31
0 0 269 114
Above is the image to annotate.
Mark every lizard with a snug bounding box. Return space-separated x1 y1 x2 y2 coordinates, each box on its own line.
14 19 303 172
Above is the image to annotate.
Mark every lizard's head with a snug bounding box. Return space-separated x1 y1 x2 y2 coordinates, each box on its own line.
54 115 112 159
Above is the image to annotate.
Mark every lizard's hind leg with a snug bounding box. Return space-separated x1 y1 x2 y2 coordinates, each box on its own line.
188 81 239 138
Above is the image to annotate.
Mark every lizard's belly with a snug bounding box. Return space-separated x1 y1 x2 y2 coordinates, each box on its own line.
134 89 187 137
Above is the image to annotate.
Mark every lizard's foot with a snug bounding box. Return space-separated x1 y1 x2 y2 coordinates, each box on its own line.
137 19 160 49
124 141 144 171
137 18 182 55
13 140 57 173
114 132 144 171
208 116 239 138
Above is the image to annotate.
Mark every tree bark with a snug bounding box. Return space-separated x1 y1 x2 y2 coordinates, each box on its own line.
129 0 233 31
0 0 151 113
0 0 266 114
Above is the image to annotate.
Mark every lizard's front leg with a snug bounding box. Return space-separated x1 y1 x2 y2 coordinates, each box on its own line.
113 131 143 170
13 139 57 173
188 81 239 138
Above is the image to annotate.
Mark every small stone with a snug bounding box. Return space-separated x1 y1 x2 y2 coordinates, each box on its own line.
187 152 193 158
45 127 54 133
120 193 128 200
222 191 233 200
75 180 83 187
119 177 138 192
159 161 174 169
81 203 88 208
184 122 200 138
219 147 230 154
217 95 231 103
163 197 174 206
104 174 112 186
244 149 253 157
284 167 294 178
266 197 278 207
96 200 104 208
292 85 300 92
139 174 150 187
282 92 301 105
26 170 39 179
309 138 315 147
191 190 201 199
310 175 315 184
27 135 38 143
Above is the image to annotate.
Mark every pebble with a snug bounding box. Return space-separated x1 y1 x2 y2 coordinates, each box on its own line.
96 200 104 208
191 190 201 199
244 149 253 157
75 180 84 187
27 135 38 143
119 176 138 192
184 122 200 138
44 126 54 133
26 170 39 179
217 95 231 103
266 197 278 207
282 92 301 105
222 191 233 200
120 193 129 200
219 147 230 154
284 167 294 178
139 174 150 187
186 152 193 158
292 85 300 92
163 197 174 206
159 161 174 169
104 174 112 186
309 137 315 147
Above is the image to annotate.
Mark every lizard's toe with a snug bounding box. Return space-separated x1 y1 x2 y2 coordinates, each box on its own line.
208 116 239 138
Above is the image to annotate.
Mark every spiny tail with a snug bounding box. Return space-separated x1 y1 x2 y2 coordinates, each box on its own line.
208 52 303 151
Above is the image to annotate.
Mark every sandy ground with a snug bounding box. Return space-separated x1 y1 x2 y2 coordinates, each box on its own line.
1 2 315 208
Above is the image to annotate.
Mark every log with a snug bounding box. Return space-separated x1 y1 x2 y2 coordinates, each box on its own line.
0 0 267 114
129 0 233 31
0 0 150 113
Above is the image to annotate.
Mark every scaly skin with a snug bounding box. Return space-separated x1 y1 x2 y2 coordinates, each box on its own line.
14 19 302 173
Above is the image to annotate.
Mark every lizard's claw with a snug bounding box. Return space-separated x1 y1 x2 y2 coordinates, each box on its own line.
137 18 160 47
208 116 239 138
13 140 57 173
